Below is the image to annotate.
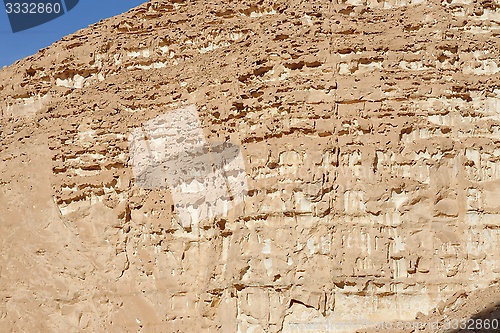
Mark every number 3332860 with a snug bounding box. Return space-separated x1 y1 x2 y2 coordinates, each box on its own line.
5 2 62 14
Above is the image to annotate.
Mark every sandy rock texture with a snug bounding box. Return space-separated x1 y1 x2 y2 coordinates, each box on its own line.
0 0 499 332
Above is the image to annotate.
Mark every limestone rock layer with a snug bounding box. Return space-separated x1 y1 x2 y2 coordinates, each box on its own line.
0 0 499 332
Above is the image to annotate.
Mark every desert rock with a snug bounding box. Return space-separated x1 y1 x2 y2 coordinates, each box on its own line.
0 0 499 332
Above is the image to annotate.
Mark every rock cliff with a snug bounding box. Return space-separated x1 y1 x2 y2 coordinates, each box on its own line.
0 0 499 332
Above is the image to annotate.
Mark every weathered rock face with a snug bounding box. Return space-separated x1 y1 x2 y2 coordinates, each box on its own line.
0 0 499 332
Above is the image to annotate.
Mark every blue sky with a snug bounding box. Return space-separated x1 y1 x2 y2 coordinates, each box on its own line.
0 0 147 68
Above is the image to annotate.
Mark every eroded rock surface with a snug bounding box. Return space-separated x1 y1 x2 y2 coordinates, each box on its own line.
0 0 499 332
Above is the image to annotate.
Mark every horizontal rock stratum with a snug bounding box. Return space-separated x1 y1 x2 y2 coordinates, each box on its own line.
0 0 499 332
